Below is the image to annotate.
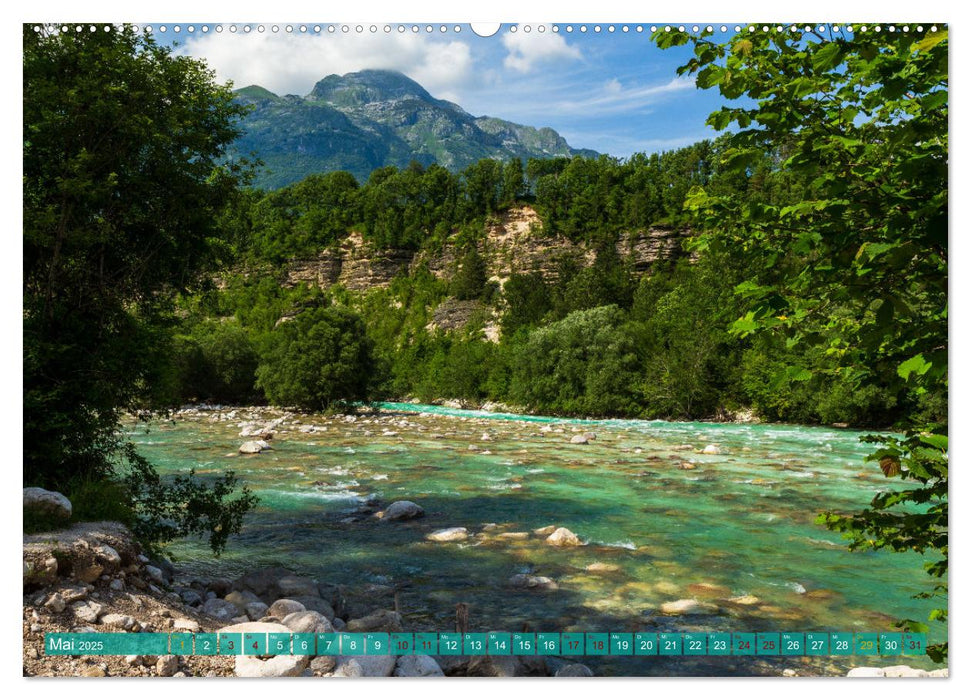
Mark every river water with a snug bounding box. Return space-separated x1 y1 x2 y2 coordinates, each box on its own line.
128 403 943 675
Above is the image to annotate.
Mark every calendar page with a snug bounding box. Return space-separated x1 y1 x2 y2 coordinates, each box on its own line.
22 17 948 682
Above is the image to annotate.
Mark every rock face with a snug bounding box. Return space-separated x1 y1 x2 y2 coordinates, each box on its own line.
23 487 73 520
382 500 425 521
278 206 687 303
425 527 469 542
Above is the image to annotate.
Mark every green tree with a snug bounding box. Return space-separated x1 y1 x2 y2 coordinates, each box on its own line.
23 24 257 551
256 306 375 410
656 25 948 659
451 247 488 301
510 306 642 416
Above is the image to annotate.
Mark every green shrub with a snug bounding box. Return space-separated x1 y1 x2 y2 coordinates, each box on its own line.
256 306 374 410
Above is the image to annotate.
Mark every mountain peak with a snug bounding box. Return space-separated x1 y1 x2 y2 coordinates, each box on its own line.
309 69 434 106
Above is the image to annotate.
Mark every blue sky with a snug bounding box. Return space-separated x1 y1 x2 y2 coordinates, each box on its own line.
156 23 741 158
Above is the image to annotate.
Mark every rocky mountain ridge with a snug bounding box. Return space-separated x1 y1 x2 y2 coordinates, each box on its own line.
230 70 598 189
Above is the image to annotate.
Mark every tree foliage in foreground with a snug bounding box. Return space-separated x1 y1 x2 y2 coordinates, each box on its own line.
656 25 948 659
23 25 257 552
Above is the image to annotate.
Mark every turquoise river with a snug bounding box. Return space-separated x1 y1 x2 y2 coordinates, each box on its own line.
128 403 944 675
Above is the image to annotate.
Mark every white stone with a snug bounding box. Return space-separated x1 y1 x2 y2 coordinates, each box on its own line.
659 599 716 615
173 618 201 632
155 655 179 676
847 667 886 677
235 654 309 678
426 527 469 542
71 600 105 623
546 527 582 546
570 434 589 444
702 444 722 455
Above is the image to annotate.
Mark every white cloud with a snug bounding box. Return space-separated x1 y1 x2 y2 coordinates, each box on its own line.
174 31 473 100
501 28 581 73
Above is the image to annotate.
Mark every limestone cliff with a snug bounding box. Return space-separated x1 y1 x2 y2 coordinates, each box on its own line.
283 206 688 291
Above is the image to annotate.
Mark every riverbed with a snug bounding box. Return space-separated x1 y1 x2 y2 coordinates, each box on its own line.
128 403 943 675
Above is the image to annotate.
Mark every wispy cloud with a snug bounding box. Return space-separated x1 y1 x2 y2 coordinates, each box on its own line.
552 76 696 115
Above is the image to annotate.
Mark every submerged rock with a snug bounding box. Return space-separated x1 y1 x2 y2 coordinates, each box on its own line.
426 527 469 542
382 501 425 521
508 574 558 591
555 663 594 677
659 598 717 615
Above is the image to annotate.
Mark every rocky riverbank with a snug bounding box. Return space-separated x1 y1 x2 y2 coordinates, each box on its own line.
22 517 594 677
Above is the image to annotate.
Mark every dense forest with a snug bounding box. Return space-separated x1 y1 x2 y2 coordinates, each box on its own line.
162 143 943 430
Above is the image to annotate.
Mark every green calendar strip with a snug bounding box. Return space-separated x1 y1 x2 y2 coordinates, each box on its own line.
43 631 928 657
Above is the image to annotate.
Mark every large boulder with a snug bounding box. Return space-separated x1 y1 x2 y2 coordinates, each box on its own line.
225 590 260 611
382 501 425 521
238 440 272 455
24 487 73 520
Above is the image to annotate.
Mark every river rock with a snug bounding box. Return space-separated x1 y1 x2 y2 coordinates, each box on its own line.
555 663 594 677
395 654 445 677
702 444 722 455
23 487 73 520
345 609 403 632
282 610 334 634
846 667 887 677
533 525 557 537
586 562 621 573
44 592 66 613
179 589 203 607
267 599 306 618
382 500 425 521
225 589 259 610
728 594 760 606
426 527 469 542
143 565 166 585
94 545 122 568
233 566 293 598
659 598 717 615
217 621 291 635
466 655 522 677
310 655 337 675
155 655 179 677
238 440 271 455
173 618 200 632
333 655 397 677
290 596 335 620
277 575 319 598
881 665 932 678
71 600 104 623
508 574 558 591
570 434 589 444
236 654 309 678
101 613 135 630
245 601 269 620
546 527 582 546
201 598 238 620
